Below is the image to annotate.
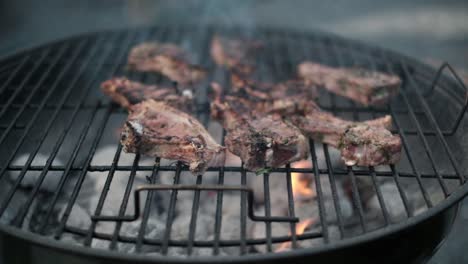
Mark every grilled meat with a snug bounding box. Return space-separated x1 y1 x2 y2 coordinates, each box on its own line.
212 77 400 167
128 42 207 85
211 83 315 118
101 77 193 111
121 100 225 174
339 124 402 166
289 110 401 166
211 83 309 172
210 35 263 74
298 62 401 105
231 72 317 102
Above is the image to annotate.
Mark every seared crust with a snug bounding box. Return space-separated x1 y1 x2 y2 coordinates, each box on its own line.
288 111 392 147
212 78 399 167
288 110 400 166
210 82 309 172
298 62 401 105
101 77 193 111
340 125 402 166
230 72 318 103
121 100 225 174
128 42 207 85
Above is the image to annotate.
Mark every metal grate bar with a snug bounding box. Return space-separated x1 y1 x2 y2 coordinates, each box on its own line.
390 165 412 217
133 27 168 253
186 26 210 255
285 164 298 249
4 164 464 180
370 167 391 225
0 43 80 208
356 52 412 221
0 103 429 115
309 140 329 243
109 154 141 250
0 47 66 146
212 121 227 255
12 100 101 226
322 145 345 238
401 63 466 184
52 31 137 237
274 34 299 249
161 163 182 255
84 143 123 246
65 224 322 247
298 35 331 244
52 104 114 238
0 56 29 97
316 37 348 238
347 168 367 232
398 83 449 196
84 29 150 247
380 56 451 196
346 102 371 230
263 172 273 252
5 38 104 225
0 50 61 181
239 165 248 254
186 175 203 255
0 54 47 122
135 157 161 253
389 106 433 208
330 38 376 232
35 101 106 233
36 33 126 234
378 53 436 209
212 166 225 255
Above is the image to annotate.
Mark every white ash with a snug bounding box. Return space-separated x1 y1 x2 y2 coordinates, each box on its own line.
118 218 166 253
310 176 353 222
250 219 290 253
171 213 215 241
368 181 407 222
248 173 290 210
91 238 111 250
58 203 91 229
9 154 64 192
0 181 28 224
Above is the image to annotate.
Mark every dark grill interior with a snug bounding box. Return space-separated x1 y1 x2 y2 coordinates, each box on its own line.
0 26 467 259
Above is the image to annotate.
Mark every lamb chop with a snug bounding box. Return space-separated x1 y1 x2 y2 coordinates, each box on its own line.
210 35 263 74
127 42 207 85
121 100 225 174
101 77 193 112
231 71 318 102
211 83 309 172
215 78 401 166
289 110 401 166
298 62 401 105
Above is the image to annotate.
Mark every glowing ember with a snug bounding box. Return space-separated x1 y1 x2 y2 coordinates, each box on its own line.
291 160 315 201
276 218 315 252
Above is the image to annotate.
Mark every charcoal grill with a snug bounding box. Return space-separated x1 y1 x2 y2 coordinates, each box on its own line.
0 26 468 264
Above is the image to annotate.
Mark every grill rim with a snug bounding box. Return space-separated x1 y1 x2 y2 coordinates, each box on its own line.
1 25 468 262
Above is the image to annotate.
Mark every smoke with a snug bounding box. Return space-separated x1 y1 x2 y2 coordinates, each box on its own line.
155 0 258 34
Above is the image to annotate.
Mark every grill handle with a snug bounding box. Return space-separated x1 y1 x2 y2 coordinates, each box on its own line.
90 184 300 223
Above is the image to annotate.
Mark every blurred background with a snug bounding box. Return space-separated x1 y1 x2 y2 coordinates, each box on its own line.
0 0 467 263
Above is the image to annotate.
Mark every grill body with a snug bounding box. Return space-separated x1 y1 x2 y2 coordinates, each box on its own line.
0 26 467 264
0 203 459 264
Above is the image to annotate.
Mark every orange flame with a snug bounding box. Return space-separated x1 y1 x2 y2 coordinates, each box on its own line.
276 218 315 252
291 160 315 201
